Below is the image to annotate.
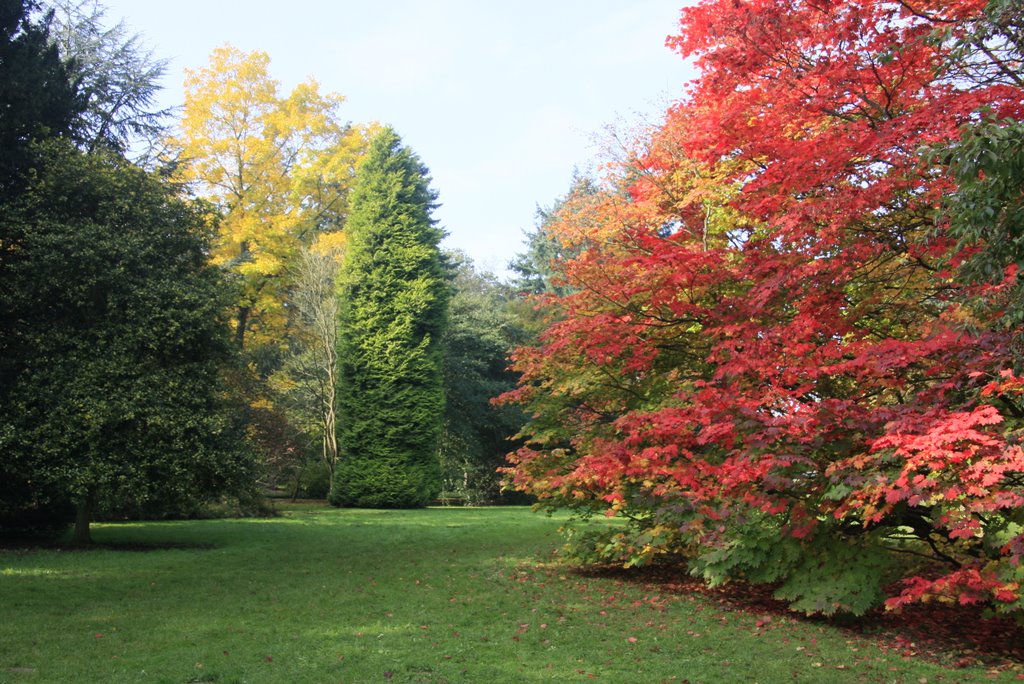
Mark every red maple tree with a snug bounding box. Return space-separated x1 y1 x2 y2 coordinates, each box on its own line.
503 0 1024 617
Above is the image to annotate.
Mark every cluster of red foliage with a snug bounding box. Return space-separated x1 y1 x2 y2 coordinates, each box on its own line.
502 0 1024 617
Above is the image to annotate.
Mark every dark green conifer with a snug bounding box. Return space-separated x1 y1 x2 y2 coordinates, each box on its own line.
330 127 449 508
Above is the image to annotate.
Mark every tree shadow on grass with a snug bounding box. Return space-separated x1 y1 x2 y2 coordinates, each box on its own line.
575 563 1024 670
0 537 218 552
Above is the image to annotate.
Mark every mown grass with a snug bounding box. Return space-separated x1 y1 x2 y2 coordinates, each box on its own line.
0 504 1016 683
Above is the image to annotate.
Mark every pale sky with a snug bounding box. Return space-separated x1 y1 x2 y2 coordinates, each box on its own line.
99 1 696 276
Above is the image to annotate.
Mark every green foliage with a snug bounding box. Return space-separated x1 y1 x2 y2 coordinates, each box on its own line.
330 458 439 509
557 490 699 568
508 174 596 297
0 0 83 197
560 522 673 568
772 535 896 617
331 127 448 508
687 515 897 617
0 140 256 537
0 0 81 534
269 248 341 494
941 116 1024 330
224 359 311 496
636 508 896 617
438 252 526 504
689 514 804 589
298 460 332 499
562 504 898 618
44 0 171 156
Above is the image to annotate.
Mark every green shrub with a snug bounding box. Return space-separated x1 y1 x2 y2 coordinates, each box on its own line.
330 457 438 508
299 462 332 499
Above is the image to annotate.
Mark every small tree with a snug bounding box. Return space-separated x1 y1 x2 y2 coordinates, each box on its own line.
331 127 448 508
271 247 342 495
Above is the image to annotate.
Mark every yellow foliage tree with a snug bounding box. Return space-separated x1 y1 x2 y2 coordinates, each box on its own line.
170 45 374 348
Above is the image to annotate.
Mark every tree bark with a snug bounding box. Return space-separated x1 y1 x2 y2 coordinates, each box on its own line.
71 492 95 546
234 305 249 349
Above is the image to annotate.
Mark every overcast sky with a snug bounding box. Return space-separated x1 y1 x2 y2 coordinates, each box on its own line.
99 1 696 276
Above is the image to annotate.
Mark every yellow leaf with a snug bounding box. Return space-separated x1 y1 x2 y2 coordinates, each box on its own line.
167 44 373 347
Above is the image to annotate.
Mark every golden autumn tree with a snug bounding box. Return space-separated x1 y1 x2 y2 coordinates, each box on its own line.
170 45 374 349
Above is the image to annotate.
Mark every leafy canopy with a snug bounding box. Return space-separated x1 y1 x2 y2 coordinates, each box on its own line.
503 0 1024 618
0 141 255 540
171 45 374 348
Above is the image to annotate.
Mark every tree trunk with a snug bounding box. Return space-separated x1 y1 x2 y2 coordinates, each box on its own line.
323 394 337 497
71 493 94 547
290 462 305 502
234 305 249 349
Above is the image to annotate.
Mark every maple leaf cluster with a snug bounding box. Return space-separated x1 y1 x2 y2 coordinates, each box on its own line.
501 0 1024 618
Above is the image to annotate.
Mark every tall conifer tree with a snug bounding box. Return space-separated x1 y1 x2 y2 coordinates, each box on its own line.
331 127 448 508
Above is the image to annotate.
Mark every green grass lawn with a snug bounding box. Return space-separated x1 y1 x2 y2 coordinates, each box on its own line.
0 505 1017 683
